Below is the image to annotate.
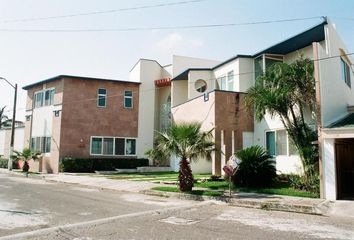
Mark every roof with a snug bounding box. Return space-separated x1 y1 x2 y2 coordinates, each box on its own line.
23 75 140 90
172 19 327 81
173 68 213 81
327 113 354 129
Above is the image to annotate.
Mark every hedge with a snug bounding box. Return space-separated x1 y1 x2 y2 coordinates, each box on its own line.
0 158 20 169
59 157 149 173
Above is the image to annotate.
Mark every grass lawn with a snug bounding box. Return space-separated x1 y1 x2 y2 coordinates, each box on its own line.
106 171 210 182
151 186 223 197
195 180 318 198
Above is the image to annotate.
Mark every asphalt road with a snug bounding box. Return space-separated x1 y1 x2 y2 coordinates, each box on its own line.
1 173 354 240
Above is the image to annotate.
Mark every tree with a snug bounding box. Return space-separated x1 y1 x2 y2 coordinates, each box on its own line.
152 122 215 191
245 57 318 189
12 148 41 176
0 106 8 129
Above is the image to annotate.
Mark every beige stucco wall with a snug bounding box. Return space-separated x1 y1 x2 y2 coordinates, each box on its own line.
171 80 188 107
188 70 214 99
172 55 220 77
0 127 24 158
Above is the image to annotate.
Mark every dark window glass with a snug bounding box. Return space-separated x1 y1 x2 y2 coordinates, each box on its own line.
115 138 125 155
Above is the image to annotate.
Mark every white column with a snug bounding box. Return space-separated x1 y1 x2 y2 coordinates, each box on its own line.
220 130 226 175
323 138 336 200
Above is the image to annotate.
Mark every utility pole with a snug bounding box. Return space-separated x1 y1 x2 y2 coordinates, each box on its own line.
0 77 17 171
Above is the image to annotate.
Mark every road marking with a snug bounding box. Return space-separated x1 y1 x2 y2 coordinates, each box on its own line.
0 201 214 240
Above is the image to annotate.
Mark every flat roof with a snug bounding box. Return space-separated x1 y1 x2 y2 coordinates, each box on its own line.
172 19 327 81
23 75 140 90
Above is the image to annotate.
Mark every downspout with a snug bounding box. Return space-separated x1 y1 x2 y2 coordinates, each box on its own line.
312 42 324 199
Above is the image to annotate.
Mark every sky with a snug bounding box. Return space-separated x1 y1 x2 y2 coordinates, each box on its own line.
0 0 353 121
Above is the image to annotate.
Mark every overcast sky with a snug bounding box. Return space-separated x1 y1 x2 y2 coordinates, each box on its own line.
0 0 353 121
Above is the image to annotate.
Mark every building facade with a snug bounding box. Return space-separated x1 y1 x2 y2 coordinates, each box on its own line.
23 75 140 173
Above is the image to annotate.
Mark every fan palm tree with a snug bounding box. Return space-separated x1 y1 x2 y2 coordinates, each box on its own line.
245 57 318 181
12 148 41 176
154 122 215 191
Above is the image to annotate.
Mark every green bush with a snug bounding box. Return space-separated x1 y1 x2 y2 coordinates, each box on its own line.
59 157 149 173
288 174 320 196
232 145 276 187
0 158 19 169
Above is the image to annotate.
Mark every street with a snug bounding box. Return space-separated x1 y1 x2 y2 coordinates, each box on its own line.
0 173 354 240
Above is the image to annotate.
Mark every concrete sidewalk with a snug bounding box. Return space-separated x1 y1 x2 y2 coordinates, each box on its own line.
2 168 352 217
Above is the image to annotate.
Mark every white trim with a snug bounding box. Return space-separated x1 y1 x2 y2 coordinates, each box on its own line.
34 87 55 109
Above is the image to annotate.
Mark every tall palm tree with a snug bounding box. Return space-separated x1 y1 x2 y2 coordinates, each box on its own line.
154 122 215 191
0 106 8 129
245 57 318 181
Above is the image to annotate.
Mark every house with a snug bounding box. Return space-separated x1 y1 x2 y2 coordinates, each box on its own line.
0 121 25 159
23 75 140 173
167 18 354 200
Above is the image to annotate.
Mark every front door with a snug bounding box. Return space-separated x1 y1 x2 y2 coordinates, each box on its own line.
335 139 354 200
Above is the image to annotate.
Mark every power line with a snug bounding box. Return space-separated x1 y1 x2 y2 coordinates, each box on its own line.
3 51 353 115
0 16 324 33
0 0 208 24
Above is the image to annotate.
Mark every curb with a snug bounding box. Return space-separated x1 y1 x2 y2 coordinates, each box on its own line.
0 169 43 179
140 189 331 216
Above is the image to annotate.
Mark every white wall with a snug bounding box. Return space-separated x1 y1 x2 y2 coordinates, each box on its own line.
239 58 254 92
171 80 188 107
188 70 213 99
318 22 354 127
130 59 166 162
0 127 24 158
172 55 220 77
32 106 54 137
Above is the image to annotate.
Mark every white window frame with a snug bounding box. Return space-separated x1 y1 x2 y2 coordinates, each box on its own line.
97 88 107 108
30 136 51 154
340 57 352 88
124 90 133 109
90 136 137 156
227 70 234 91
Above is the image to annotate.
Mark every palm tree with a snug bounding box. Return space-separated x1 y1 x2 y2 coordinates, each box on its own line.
0 106 8 129
245 57 318 183
154 122 215 191
12 148 41 176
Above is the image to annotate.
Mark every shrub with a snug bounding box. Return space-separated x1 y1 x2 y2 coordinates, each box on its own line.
0 158 19 169
59 157 149 173
232 145 276 187
288 174 320 196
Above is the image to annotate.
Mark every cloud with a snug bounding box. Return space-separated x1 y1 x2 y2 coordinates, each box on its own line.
156 33 204 52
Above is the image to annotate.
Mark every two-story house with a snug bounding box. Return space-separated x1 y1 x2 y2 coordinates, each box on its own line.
23 75 140 173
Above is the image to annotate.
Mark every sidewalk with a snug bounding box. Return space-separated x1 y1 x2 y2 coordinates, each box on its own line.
0 168 345 217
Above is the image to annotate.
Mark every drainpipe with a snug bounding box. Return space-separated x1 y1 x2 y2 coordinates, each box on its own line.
312 42 324 199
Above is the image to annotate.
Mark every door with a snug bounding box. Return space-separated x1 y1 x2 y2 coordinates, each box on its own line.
335 139 354 200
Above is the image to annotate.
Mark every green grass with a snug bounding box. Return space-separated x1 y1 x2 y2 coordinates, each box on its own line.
152 186 223 197
106 172 210 182
195 180 318 198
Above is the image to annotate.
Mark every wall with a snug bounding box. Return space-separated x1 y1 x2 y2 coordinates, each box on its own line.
188 70 214 99
213 59 240 91
130 60 164 162
0 127 24 158
318 22 354 127
172 55 220 77
171 92 215 173
59 77 139 161
171 80 188 107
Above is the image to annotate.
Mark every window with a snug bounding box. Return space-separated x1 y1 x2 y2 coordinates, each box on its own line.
34 92 44 108
91 137 102 154
195 79 207 93
34 89 55 108
90 137 136 156
265 130 298 156
30 136 51 153
227 71 234 91
254 54 283 81
102 138 114 155
97 88 107 107
126 139 136 155
341 58 352 88
115 138 125 155
124 91 133 108
266 131 276 156
276 130 287 155
217 76 227 90
45 89 55 106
